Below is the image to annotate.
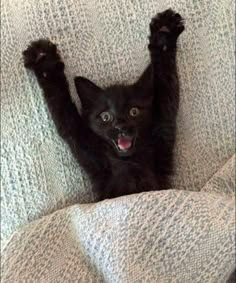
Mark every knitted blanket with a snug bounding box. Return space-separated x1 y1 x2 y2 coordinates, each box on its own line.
1 0 235 282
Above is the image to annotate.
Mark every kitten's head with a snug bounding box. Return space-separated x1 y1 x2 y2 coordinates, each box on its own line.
75 77 153 157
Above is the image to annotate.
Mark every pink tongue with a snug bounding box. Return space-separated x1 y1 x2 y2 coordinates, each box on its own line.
118 137 132 150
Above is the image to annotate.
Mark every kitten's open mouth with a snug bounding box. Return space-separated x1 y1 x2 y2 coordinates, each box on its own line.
112 136 136 156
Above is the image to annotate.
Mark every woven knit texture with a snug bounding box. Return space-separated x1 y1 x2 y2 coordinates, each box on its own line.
1 0 235 282
2 191 235 282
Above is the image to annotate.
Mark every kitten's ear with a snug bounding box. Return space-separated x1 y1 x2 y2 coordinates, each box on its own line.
74 76 102 109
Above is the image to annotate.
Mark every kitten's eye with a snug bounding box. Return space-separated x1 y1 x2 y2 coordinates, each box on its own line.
129 107 140 117
100 112 113 123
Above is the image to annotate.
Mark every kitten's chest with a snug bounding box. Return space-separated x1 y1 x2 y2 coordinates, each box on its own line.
108 152 157 195
109 146 156 175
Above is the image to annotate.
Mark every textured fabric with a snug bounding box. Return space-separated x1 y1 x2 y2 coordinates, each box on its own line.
1 191 235 282
1 0 235 281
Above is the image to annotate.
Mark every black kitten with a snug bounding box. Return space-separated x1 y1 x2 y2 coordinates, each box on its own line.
23 9 185 200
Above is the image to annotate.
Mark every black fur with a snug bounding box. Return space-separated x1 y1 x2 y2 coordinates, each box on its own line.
23 9 185 200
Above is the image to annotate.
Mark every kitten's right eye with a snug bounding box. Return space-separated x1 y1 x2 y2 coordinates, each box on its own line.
100 112 113 123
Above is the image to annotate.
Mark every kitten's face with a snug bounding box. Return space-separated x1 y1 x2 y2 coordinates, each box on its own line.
75 77 153 157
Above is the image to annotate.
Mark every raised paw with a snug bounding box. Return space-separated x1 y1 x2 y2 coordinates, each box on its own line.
149 9 184 50
23 39 64 73
150 9 184 37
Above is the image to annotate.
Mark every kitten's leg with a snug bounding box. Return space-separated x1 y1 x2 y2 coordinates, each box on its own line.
148 10 185 185
23 40 78 138
149 9 184 113
23 40 108 193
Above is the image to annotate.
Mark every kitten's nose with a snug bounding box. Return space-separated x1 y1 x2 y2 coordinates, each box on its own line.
115 124 125 131
115 124 133 136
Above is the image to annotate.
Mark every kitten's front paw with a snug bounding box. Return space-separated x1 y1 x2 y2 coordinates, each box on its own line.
23 39 64 72
149 9 184 50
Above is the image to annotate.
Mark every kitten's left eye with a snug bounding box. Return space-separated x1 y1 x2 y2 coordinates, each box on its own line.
129 107 140 117
100 111 113 123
